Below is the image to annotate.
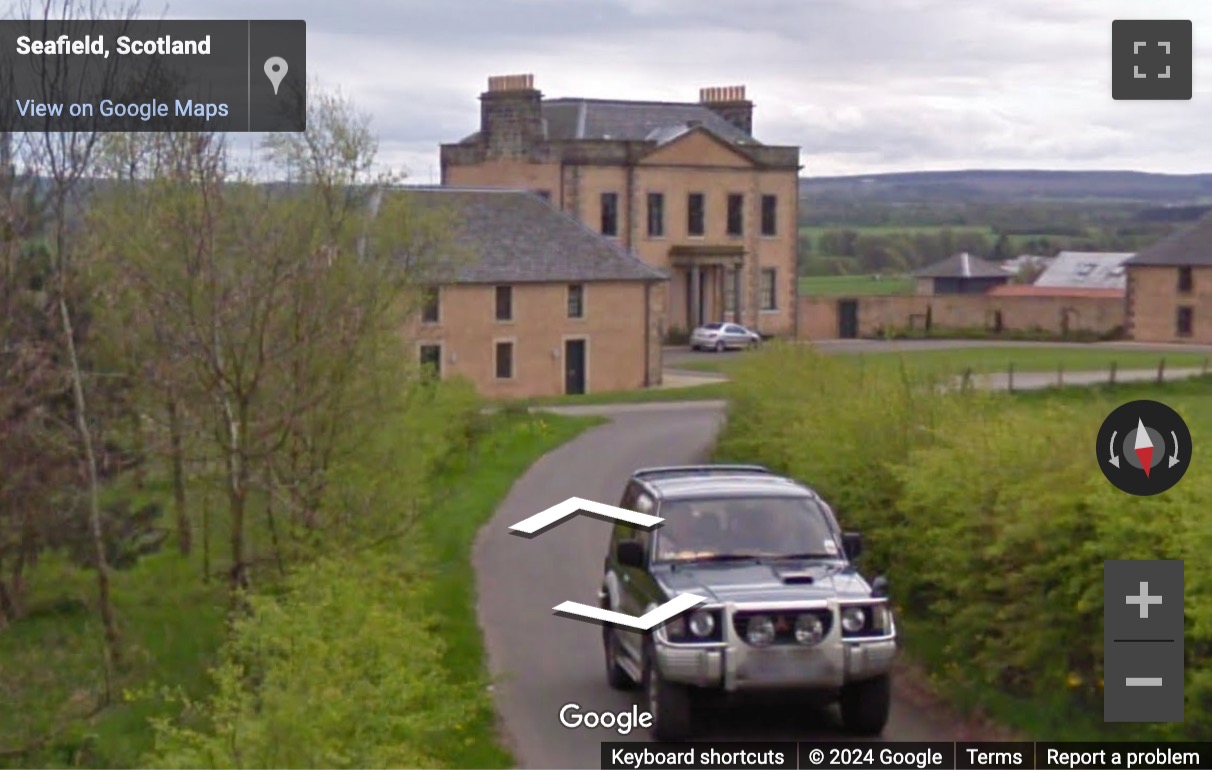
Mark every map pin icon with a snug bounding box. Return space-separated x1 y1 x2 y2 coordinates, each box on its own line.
264 57 288 95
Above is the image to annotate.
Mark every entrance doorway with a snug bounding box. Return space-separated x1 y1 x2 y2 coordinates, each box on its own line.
838 300 859 338
564 339 586 395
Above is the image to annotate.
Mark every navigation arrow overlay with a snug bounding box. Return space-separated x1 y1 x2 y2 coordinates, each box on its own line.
1170 430 1181 468
1109 430 1120 468
508 496 663 538
553 593 708 630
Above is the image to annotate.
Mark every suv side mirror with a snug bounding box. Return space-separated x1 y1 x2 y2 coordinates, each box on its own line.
871 575 890 598
616 540 645 568
841 531 863 560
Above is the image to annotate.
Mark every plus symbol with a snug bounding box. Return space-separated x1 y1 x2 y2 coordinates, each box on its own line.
1126 581 1163 619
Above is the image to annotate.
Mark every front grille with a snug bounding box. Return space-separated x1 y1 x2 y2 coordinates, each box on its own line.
732 609 833 645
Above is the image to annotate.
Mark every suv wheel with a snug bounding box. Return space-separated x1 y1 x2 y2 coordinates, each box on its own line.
644 641 693 741
713 340 725 353
839 673 892 735
603 627 636 690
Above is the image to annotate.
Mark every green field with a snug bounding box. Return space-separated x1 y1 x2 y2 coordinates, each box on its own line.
798 224 995 239
676 345 1211 377
798 273 915 295
516 379 731 407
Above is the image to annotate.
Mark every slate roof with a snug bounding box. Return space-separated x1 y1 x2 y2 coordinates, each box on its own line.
914 252 1006 279
395 187 666 285
1032 251 1133 290
541 99 755 144
1124 214 1212 266
459 98 758 146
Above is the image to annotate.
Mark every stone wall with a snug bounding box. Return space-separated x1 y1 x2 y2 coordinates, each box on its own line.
409 280 656 399
796 293 1126 340
1127 265 1212 343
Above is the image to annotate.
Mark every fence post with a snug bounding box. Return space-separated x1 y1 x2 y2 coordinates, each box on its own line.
963 367 973 391
1008 362 1014 392
1110 360 1117 386
1157 358 1166 383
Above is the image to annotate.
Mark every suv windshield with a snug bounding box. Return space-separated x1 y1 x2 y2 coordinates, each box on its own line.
653 496 841 562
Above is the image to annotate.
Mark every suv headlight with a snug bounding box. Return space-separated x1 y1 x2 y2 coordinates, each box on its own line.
745 615 775 646
794 613 826 645
663 609 721 642
687 609 715 637
841 605 867 633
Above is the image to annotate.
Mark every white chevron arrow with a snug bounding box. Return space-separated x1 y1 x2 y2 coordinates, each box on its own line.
509 496 663 534
554 593 707 630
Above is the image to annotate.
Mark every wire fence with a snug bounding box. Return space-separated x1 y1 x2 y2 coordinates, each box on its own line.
957 357 1212 393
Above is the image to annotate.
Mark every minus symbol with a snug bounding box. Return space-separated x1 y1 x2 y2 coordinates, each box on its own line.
1112 639 1174 642
1126 678 1163 687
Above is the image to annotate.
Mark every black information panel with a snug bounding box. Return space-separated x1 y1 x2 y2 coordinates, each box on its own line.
0 19 305 131
1105 560 1185 722
599 742 1212 770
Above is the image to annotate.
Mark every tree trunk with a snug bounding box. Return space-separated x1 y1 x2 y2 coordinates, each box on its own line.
166 389 191 555
59 296 121 692
264 487 286 577
201 492 211 583
224 397 250 595
128 402 145 489
0 556 12 630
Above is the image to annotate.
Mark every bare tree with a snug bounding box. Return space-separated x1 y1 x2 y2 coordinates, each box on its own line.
9 0 147 685
86 94 449 595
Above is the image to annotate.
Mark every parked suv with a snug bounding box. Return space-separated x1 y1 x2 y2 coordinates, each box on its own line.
599 465 896 740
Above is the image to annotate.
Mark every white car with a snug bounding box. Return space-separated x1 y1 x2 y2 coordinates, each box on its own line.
689 322 761 352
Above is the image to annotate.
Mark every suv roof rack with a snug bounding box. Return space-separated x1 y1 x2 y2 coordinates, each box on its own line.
632 465 773 482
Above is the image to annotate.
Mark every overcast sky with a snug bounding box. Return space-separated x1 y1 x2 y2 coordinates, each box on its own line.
10 0 1212 178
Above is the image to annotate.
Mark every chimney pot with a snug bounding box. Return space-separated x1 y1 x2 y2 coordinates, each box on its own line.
700 84 747 103
698 84 754 134
488 73 536 92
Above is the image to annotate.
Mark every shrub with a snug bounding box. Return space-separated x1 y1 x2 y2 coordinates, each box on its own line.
894 393 1212 738
311 377 482 551
144 548 476 768
664 326 691 346
716 346 1212 738
715 342 957 573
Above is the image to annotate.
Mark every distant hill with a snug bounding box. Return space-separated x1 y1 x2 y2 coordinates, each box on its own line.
798 170 1212 204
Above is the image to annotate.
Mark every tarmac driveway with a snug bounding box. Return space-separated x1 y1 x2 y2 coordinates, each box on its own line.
472 402 956 769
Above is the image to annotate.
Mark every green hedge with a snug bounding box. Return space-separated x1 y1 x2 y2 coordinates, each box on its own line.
716 343 1212 739
145 550 471 768
873 325 1121 343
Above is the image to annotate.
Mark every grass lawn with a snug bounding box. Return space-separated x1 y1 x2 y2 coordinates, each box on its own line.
798 274 915 296
676 345 1211 378
414 412 603 768
0 526 227 768
513 379 732 407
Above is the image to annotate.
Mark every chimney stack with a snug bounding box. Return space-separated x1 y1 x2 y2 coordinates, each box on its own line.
480 73 544 158
699 84 753 135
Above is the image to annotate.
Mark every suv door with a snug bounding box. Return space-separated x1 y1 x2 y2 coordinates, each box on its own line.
612 487 656 661
723 324 747 347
